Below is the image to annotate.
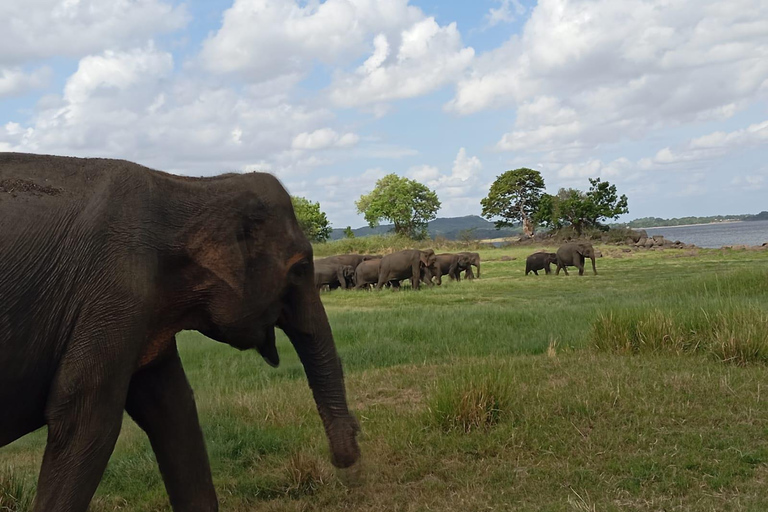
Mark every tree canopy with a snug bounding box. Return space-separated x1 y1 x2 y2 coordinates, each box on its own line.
480 168 545 237
355 174 441 239
533 178 629 235
291 196 332 243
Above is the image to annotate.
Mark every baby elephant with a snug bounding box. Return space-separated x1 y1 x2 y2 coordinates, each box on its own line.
525 252 558 275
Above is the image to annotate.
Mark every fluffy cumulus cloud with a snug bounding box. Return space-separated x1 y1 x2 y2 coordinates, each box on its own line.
200 0 422 80
0 0 188 66
0 67 52 98
447 0 768 159
329 18 474 107
407 148 484 216
0 45 337 174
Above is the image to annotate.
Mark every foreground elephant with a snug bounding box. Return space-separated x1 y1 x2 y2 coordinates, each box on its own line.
0 153 359 512
314 262 355 290
457 252 481 279
376 249 436 290
556 242 598 276
434 253 472 283
525 252 558 275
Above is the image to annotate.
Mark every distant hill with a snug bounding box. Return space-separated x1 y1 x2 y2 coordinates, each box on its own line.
616 214 754 228
745 211 768 221
329 215 521 241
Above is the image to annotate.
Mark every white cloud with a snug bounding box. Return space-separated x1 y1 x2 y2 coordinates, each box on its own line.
0 0 187 66
448 0 768 157
487 0 526 27
200 0 421 80
291 128 360 150
406 148 484 216
329 18 474 108
0 45 335 175
0 67 52 98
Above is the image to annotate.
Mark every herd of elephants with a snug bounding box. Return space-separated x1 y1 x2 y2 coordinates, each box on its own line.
1 153 600 511
314 241 599 291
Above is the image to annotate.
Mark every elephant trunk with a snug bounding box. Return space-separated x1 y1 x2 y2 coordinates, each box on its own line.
590 255 597 275
476 261 481 279
280 284 360 468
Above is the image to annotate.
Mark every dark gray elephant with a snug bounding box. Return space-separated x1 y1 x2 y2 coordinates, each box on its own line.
354 259 381 290
314 262 355 290
316 253 381 270
376 249 436 290
457 252 481 279
0 153 359 512
525 252 558 275
556 242 598 276
434 253 472 283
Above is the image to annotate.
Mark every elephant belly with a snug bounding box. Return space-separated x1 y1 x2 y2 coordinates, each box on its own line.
0 376 49 447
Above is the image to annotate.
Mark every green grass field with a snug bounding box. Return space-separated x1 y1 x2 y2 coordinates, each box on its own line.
3 245 768 511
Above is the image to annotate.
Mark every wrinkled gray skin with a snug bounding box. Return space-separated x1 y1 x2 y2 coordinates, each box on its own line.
525 252 558 275
457 252 481 279
314 262 355 290
376 249 437 290
556 243 598 276
434 253 472 283
0 153 359 512
316 254 381 270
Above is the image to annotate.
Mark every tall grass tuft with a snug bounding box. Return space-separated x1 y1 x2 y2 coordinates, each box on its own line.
428 368 513 433
280 452 333 497
592 306 768 365
0 468 34 512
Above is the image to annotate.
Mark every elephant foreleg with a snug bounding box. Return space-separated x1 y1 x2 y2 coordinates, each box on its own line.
544 264 551 275
34 330 134 512
126 348 218 512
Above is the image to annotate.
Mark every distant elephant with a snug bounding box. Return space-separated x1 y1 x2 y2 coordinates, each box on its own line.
354 259 381 289
525 252 558 275
556 242 598 276
376 249 436 290
457 252 481 279
434 253 472 283
0 153 359 512
314 262 355 290
316 253 381 270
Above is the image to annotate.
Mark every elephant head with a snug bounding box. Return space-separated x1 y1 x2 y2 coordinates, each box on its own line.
419 249 437 268
341 265 355 288
183 174 359 468
576 243 598 275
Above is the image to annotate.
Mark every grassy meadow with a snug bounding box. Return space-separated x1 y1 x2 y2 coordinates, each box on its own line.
3 244 768 511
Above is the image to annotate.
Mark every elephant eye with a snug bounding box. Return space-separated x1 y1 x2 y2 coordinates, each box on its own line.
288 259 311 284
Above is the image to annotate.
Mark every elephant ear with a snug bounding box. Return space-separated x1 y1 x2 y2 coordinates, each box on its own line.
576 245 587 256
419 252 429 266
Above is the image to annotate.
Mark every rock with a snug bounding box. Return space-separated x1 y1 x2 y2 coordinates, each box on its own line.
644 238 655 248
622 248 632 253
500 255 517 261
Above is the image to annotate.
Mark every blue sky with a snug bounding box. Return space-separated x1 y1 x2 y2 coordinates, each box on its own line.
1 0 766 228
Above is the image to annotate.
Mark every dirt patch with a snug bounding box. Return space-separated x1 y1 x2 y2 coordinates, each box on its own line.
0 178 63 197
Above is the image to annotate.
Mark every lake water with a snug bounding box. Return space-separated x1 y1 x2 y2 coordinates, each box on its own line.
645 220 768 248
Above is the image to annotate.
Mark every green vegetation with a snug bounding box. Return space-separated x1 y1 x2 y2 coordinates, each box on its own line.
536 178 629 235
4 247 768 510
481 168 545 236
745 211 768 222
620 215 751 228
355 174 441 239
291 196 332 243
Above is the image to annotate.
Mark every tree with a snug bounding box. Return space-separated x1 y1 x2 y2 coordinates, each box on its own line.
480 168 545 237
291 196 332 243
343 226 355 238
355 174 441 239
532 179 629 236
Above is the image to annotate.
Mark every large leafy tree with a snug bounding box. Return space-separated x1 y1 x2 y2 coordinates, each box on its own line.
533 179 629 235
480 168 545 237
291 196 332 243
355 174 441 239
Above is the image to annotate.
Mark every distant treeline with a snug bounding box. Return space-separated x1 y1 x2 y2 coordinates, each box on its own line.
615 212 767 228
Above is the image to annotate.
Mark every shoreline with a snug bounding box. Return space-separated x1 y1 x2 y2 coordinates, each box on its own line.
642 220 744 230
